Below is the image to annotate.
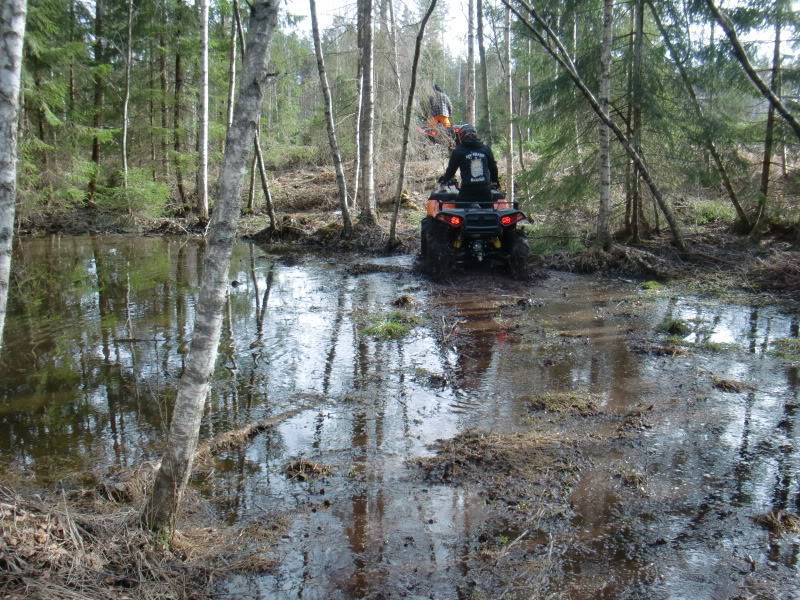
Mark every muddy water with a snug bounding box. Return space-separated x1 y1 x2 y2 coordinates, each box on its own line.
1 236 798 599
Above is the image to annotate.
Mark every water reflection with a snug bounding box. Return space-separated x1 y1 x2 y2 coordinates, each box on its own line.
1 236 799 599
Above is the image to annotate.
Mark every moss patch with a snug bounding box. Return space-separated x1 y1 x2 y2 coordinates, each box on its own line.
362 310 422 339
640 280 663 291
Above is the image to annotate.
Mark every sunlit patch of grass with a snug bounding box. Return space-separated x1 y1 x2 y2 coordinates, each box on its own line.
687 199 737 226
640 280 663 291
362 310 422 339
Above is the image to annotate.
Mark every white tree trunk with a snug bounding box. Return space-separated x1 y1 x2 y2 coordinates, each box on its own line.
0 0 27 351
359 0 377 223
122 0 133 197
388 0 438 246
596 0 613 249
387 0 403 123
352 0 364 212
310 0 353 237
142 0 280 533
466 0 476 124
504 6 514 203
225 10 236 137
197 0 209 221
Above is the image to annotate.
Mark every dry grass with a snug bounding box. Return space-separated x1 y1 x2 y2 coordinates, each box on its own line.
748 251 800 294
0 483 287 600
284 459 333 482
712 376 755 393
523 390 600 416
752 510 800 535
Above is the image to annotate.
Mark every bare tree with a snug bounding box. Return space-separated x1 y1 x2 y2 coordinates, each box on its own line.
122 0 133 200
477 0 493 142
0 0 27 350
352 0 364 212
142 0 280 533
197 0 209 221
466 0 476 124
388 0 438 247
359 0 377 223
225 7 237 140
310 0 353 237
596 0 613 249
648 1 750 230
504 6 514 203
504 0 686 251
705 0 800 142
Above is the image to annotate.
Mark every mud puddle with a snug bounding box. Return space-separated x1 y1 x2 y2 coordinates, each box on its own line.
1 236 798 599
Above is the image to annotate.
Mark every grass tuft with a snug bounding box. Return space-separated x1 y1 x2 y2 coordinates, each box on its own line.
657 318 690 337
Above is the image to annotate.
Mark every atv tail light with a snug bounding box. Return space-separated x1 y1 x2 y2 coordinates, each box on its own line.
500 212 526 226
436 213 463 227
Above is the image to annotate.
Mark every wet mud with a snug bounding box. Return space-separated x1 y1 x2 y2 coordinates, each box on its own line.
1 236 798 599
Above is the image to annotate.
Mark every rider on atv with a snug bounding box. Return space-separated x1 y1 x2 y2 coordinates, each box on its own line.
437 124 499 204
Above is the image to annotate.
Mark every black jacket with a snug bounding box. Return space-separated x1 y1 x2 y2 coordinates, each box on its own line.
440 140 499 188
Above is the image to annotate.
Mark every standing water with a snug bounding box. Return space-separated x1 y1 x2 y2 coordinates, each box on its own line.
1 236 798 599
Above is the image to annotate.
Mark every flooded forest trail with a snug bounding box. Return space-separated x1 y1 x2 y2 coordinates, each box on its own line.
2 236 799 599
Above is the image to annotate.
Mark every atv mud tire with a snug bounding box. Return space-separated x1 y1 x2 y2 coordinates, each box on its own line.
507 230 530 280
420 217 434 258
423 224 454 281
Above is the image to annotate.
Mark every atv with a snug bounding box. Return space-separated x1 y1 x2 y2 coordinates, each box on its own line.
420 180 530 280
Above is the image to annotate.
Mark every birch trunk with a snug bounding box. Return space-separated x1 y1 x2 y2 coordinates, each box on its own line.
87 0 104 207
359 0 377 224
197 0 209 221
505 0 686 251
705 0 800 142
352 0 364 212
310 0 353 237
0 0 27 350
466 0 476 124
754 4 782 232
477 0 493 142
648 1 750 230
122 0 133 197
388 0 438 247
142 0 280 534
596 0 613 249
504 7 514 203
387 0 403 122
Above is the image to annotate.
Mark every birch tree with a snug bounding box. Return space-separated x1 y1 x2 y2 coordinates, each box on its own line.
310 0 353 237
142 0 280 534
121 0 133 198
87 0 103 206
197 0 209 221
388 0 438 247
359 0 377 224
596 0 613 249
0 0 27 350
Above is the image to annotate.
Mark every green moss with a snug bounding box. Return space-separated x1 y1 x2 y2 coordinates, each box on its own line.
640 280 663 291
657 318 690 337
362 310 422 339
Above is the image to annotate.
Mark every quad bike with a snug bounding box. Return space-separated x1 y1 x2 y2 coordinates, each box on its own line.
420 180 530 280
417 121 463 149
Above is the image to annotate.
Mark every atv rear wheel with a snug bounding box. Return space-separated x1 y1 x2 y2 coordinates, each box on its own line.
507 230 530 280
423 224 454 281
420 216 434 258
